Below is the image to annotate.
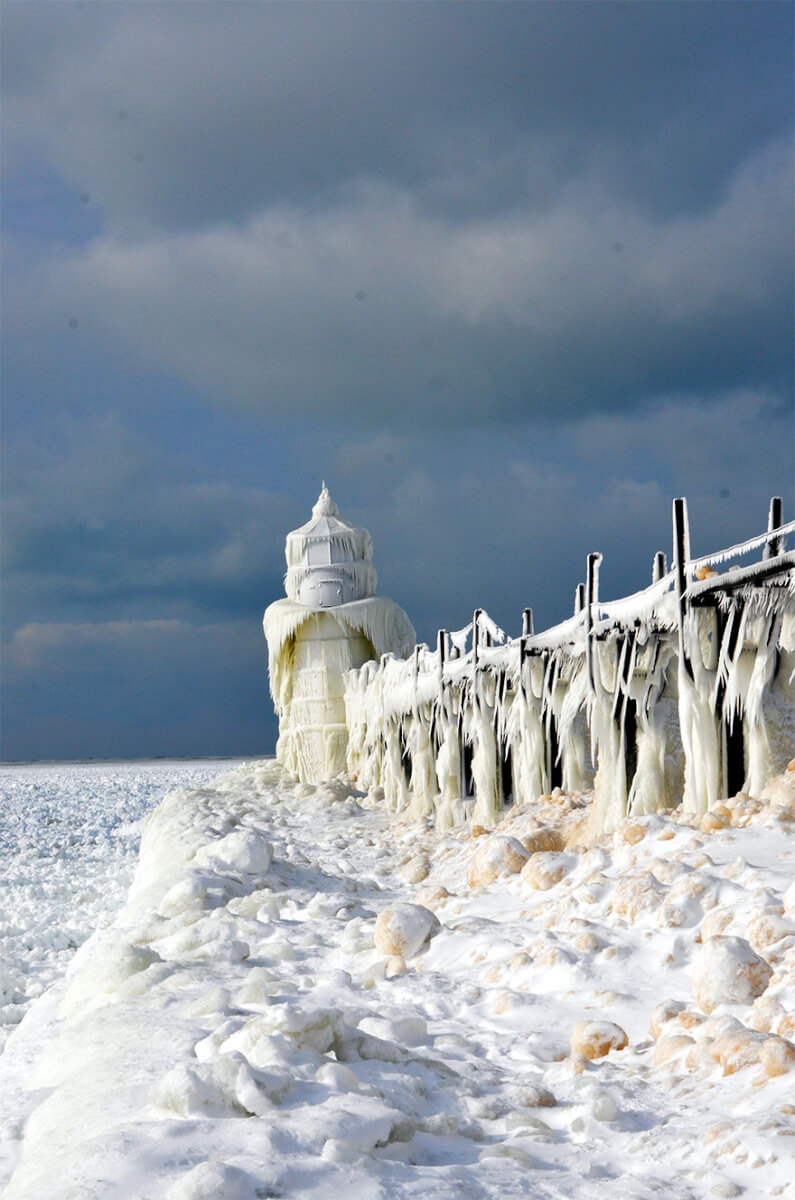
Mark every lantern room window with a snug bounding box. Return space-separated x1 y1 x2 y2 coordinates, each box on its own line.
306 541 331 566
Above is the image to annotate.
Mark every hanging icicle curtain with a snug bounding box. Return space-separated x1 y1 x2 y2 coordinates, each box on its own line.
344 498 795 836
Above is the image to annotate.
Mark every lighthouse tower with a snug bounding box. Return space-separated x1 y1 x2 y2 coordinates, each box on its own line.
263 485 415 782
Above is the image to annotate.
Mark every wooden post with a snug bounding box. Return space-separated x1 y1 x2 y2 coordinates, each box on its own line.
519 610 532 697
673 497 693 680
470 608 483 716
472 609 482 667
437 629 446 687
652 551 667 582
764 496 783 560
585 552 602 692
574 582 585 614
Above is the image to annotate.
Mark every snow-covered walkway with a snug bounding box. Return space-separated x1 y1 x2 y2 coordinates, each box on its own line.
1 761 794 1198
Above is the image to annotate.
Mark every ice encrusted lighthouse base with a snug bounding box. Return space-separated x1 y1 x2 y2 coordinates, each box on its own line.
263 486 415 783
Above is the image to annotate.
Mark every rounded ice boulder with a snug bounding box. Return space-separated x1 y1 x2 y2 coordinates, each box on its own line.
571 1020 628 1060
374 903 441 959
692 935 773 1014
467 835 529 888
520 851 574 892
168 1160 255 1200
196 828 273 875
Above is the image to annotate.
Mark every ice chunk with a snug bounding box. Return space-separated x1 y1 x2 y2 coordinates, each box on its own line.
692 935 773 1013
373 903 441 958
167 1160 256 1200
467 835 529 887
570 1020 628 1059
195 829 273 876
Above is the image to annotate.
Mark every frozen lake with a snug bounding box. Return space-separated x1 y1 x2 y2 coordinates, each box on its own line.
0 759 249 1050
1 759 793 1198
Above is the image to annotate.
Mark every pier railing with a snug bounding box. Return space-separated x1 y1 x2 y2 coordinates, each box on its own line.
344 497 794 833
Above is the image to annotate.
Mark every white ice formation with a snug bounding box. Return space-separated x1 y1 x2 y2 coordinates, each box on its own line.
263 485 415 783
265 492 793 841
3 760 795 1199
342 499 793 836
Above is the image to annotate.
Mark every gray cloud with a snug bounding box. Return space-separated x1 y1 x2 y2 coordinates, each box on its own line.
14 137 790 428
322 389 794 641
4 3 791 231
2 2 792 761
2 618 273 760
2 391 789 760
1 414 291 628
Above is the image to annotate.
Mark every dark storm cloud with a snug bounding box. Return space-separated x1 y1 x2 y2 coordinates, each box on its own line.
331 388 793 642
1 415 291 629
17 139 790 425
3 2 791 230
1 618 274 760
1 388 790 760
1 1 792 760
4 2 792 426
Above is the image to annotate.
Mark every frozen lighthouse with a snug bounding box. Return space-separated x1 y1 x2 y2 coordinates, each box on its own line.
263 485 415 782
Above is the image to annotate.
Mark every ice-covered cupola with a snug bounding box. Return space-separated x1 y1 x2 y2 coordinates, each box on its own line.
263 486 415 783
284 483 376 608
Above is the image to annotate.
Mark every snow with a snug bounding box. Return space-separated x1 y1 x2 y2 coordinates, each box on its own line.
263 596 416 716
2 758 794 1198
0 759 245 1052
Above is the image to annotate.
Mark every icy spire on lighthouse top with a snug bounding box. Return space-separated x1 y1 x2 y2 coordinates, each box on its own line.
312 482 338 519
283 483 377 608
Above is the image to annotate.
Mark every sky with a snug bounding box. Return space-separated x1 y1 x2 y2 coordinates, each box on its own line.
1 1 793 762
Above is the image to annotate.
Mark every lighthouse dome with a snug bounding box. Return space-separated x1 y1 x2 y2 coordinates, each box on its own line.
284 484 377 608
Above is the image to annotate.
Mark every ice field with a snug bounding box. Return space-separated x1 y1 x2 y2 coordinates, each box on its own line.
1 758 794 1198
0 760 247 1053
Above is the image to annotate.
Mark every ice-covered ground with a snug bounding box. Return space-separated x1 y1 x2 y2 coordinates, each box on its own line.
1 760 794 1198
0 760 246 1050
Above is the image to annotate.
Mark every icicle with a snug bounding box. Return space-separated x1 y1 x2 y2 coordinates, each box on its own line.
329 503 792 838
513 674 548 805
627 638 681 815
678 609 722 813
587 639 629 836
558 666 592 793
407 705 438 819
470 694 501 827
744 612 783 794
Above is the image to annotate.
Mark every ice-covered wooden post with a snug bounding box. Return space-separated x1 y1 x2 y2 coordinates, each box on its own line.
263 485 415 783
467 607 500 825
587 548 632 836
585 552 602 693
434 626 464 825
652 552 667 583
514 604 547 804
437 628 446 680
673 497 692 680
764 496 783 560
672 496 721 812
472 609 482 668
